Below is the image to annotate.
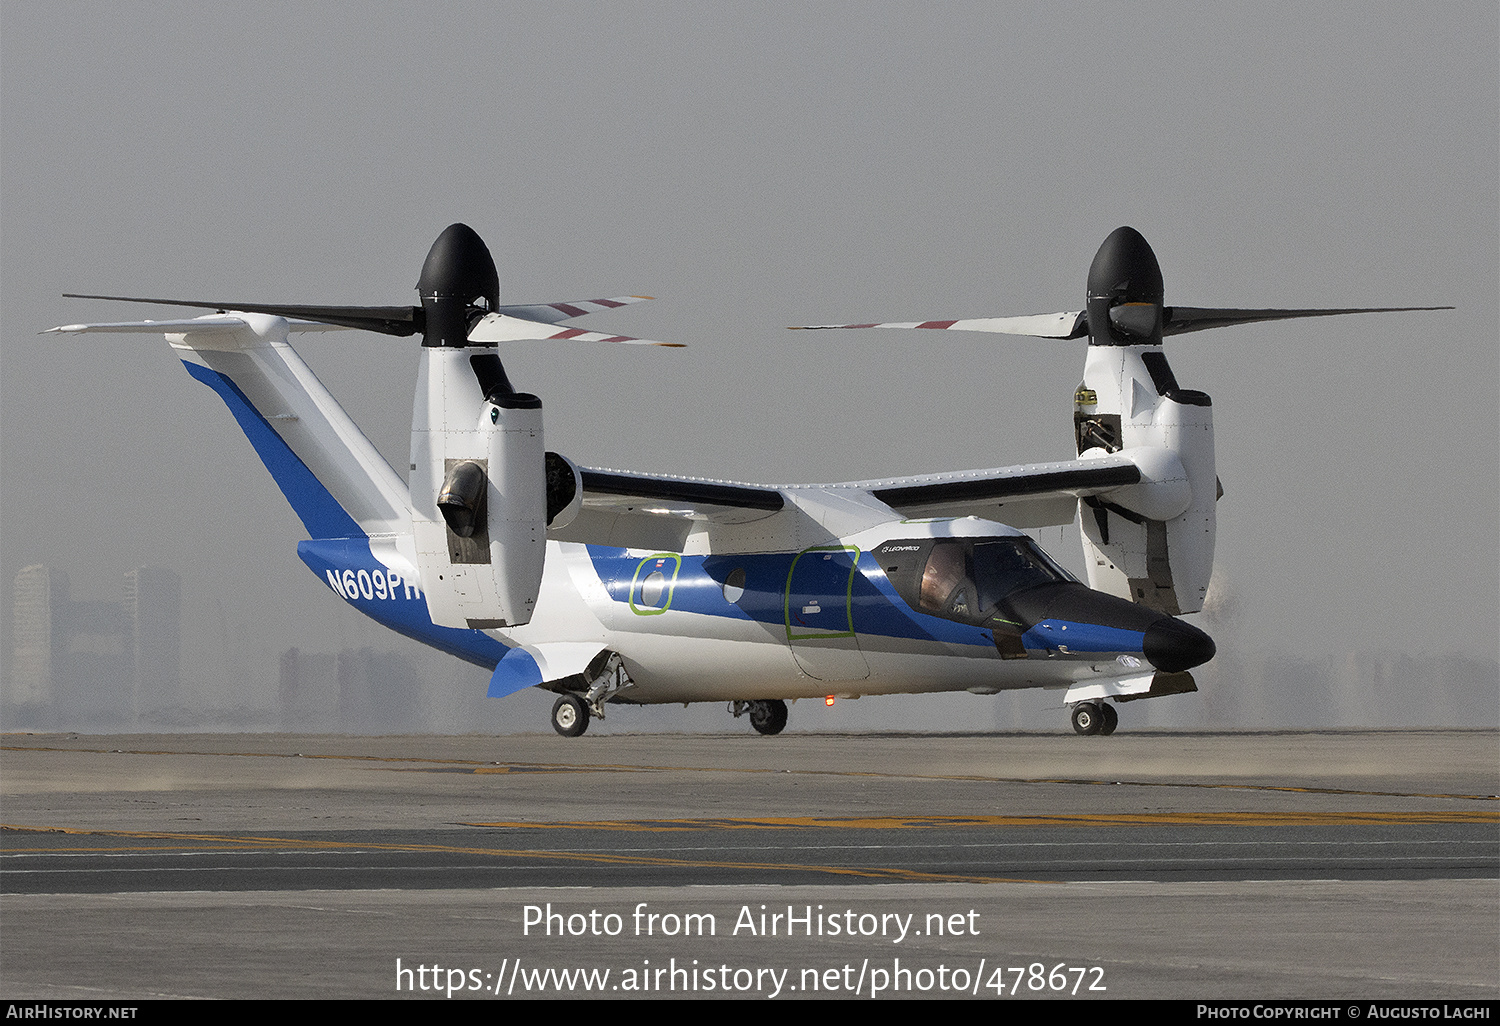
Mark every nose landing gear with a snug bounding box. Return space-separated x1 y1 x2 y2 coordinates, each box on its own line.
1070 701 1118 736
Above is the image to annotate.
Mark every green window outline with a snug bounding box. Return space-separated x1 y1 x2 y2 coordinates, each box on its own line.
783 545 861 641
629 553 682 616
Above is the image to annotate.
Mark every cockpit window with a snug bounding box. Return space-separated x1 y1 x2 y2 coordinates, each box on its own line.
920 541 971 615
880 535 1072 627
970 539 1061 609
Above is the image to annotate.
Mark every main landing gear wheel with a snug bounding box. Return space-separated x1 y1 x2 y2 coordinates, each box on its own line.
1098 702 1119 736
749 699 788 736
551 694 590 737
1071 702 1104 736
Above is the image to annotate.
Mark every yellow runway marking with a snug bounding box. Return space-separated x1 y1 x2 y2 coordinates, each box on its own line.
465 811 1500 831
5 743 1495 801
0 825 1039 885
5 811 1493 885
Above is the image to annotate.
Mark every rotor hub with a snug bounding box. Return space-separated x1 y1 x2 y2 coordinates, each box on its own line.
1086 226 1164 345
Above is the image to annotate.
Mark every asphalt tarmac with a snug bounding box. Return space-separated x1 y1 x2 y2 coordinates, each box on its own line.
2 729 1496 1000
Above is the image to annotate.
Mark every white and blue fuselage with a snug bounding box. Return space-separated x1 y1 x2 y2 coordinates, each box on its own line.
52 222 1232 734
160 319 1210 719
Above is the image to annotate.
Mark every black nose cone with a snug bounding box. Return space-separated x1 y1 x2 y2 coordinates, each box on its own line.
1143 617 1216 672
1086 227 1165 346
418 223 499 307
1088 226 1163 305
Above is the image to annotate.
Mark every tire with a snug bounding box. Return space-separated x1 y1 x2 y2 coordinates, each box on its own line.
749 699 788 736
1071 703 1102 736
1098 702 1119 736
551 694 590 737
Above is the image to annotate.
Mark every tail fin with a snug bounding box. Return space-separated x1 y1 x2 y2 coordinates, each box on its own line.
169 314 413 539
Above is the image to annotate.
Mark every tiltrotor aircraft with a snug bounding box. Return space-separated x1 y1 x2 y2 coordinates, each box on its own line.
50 225 1440 736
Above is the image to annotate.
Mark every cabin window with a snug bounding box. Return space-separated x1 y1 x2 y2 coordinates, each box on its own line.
640 571 668 608
722 567 746 604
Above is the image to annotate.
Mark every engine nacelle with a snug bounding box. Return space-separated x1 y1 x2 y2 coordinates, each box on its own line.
1075 344 1216 614
411 347 546 629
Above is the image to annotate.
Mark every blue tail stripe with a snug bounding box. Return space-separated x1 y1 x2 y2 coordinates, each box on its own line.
297 538 510 669
183 360 363 540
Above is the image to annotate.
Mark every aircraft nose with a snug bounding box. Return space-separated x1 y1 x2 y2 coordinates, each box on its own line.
1142 617 1216 672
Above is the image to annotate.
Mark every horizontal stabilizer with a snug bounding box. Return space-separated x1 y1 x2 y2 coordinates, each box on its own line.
61 293 421 336
46 315 351 335
52 310 416 539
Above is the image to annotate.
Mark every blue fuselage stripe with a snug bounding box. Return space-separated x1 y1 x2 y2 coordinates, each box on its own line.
586 547 1148 657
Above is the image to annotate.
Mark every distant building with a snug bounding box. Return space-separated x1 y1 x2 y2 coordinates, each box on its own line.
279 646 425 732
279 647 339 731
124 567 181 717
10 565 69 708
7 564 182 726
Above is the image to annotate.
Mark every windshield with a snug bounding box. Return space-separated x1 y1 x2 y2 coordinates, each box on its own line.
906 537 1070 625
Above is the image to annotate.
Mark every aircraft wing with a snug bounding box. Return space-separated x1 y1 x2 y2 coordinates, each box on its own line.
833 453 1143 527
551 467 786 549
552 453 1144 549
579 468 785 517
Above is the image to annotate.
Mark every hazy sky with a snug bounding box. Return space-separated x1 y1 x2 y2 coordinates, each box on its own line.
2 2 1496 706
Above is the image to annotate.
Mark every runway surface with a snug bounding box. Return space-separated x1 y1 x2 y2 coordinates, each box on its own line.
2 729 1496 999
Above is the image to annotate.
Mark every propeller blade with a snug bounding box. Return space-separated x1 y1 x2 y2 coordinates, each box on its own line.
61 294 422 336
790 311 1087 339
467 313 682 347
494 295 655 325
1162 305 1452 336
792 305 1451 341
